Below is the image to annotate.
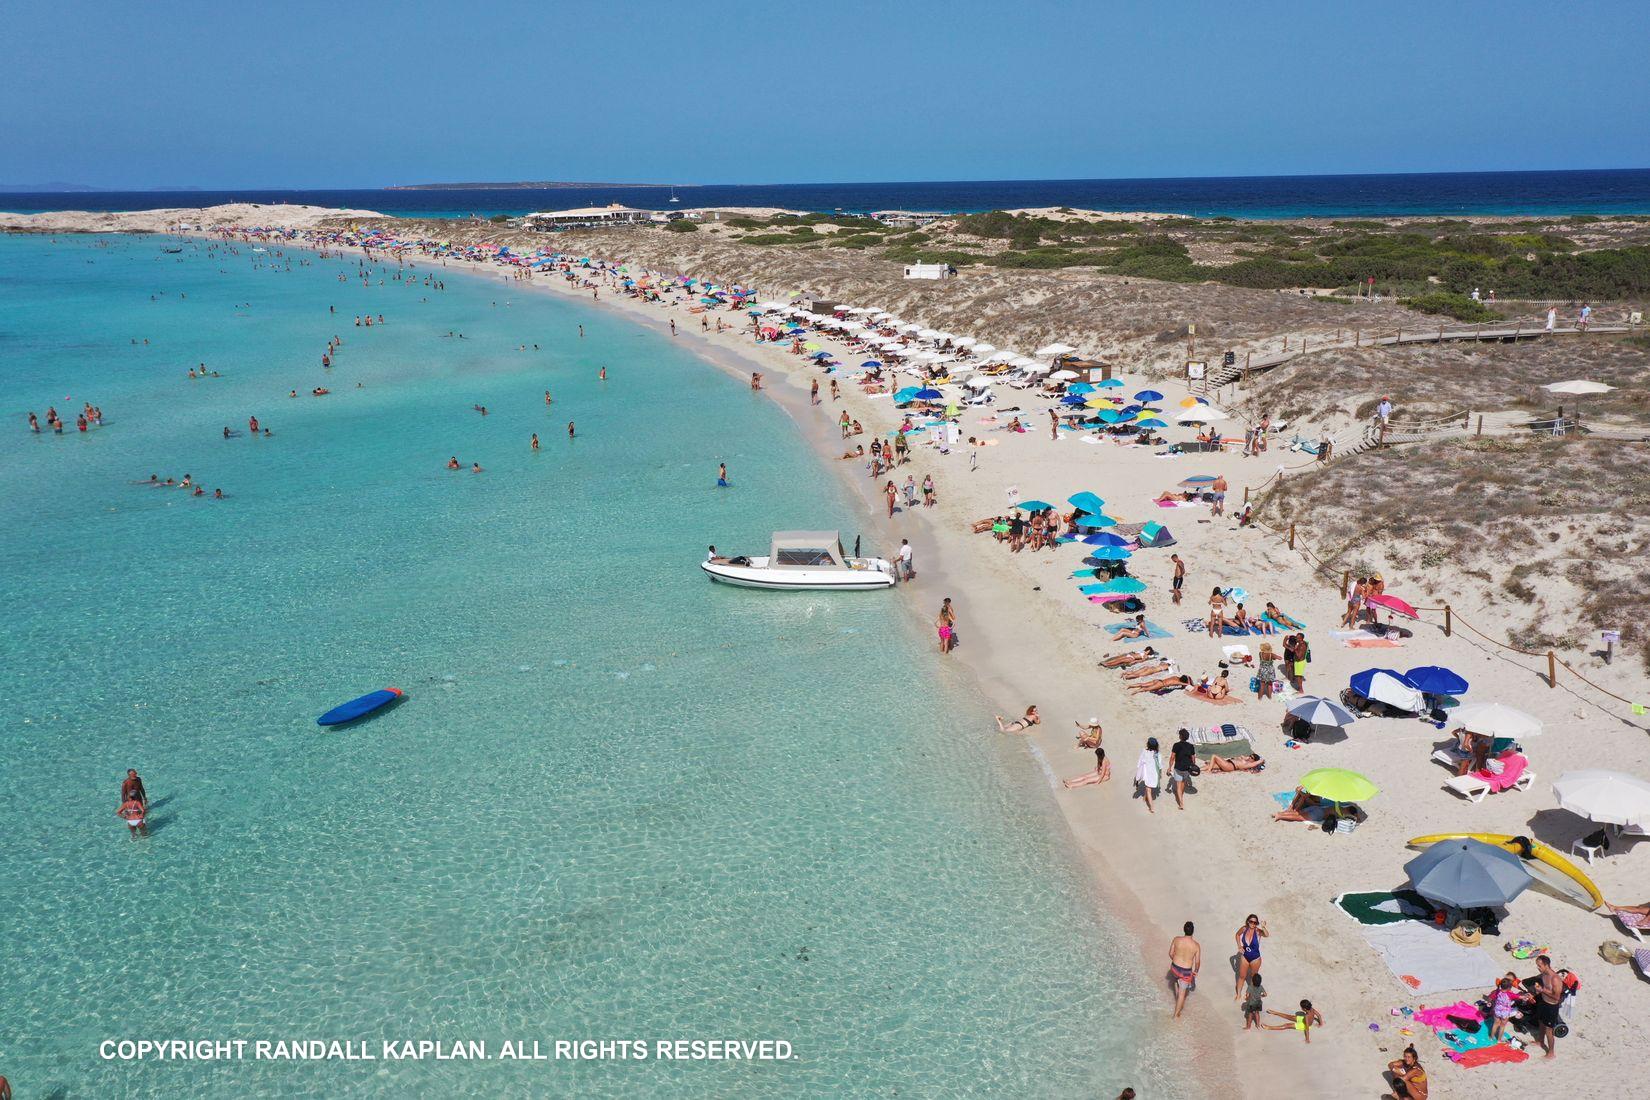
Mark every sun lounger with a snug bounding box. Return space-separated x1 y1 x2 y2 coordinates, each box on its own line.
1443 758 1534 803
1610 906 1648 942
1102 620 1171 639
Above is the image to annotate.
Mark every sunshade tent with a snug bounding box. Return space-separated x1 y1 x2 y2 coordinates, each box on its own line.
1406 666 1469 696
1552 770 1650 827
1405 839 1532 909
1299 768 1379 803
1286 696 1358 729
1349 669 1425 712
1452 703 1542 739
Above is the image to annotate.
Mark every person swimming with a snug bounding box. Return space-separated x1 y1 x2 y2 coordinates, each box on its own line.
447 456 461 469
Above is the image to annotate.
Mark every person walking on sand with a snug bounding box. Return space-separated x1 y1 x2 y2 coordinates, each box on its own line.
1384 1045 1428 1100
1210 475 1227 517
810 379 820 405
1168 921 1200 1018
1049 408 1059 440
1135 737 1162 813
885 481 898 518
1578 302 1592 331
1167 728 1197 809
898 539 914 581
1170 553 1185 605
1235 914 1268 998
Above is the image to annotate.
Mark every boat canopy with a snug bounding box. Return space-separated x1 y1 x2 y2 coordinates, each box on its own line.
769 530 846 569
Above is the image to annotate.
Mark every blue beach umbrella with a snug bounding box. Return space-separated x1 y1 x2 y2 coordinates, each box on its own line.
1067 382 1096 394
1084 576 1147 595
1084 532 1130 547
1137 418 1168 429
1060 394 1088 406
810 351 832 359
1084 545 1133 561
1097 378 1125 388
913 388 944 400
1404 839 1532 909
1405 666 1470 696
1014 500 1053 511
860 360 882 368
1074 514 1117 529
1180 475 1218 485
1096 410 1123 423
1134 389 1165 402
893 387 922 404
1068 491 1105 513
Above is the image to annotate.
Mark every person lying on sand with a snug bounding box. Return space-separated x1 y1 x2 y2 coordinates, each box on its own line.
1062 747 1111 789
1272 788 1323 822
1263 602 1304 630
1611 901 1650 918
1126 674 1191 696
1099 647 1157 668
995 705 1041 734
1204 753 1265 773
1113 615 1151 641
1121 661 1175 680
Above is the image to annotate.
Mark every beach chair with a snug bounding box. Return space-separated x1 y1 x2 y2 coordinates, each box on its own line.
1610 906 1648 942
1443 766 1534 804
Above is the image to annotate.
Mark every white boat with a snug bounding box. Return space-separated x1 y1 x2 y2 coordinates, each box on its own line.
702 530 895 591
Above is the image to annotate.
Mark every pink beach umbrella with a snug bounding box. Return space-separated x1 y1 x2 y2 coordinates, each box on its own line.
1365 593 1420 618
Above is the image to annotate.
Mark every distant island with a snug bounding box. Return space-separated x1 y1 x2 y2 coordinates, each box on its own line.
388 181 692 191
0 182 102 193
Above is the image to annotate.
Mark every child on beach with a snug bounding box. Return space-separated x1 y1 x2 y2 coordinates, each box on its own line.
1262 999 1323 1042
1241 974 1266 1030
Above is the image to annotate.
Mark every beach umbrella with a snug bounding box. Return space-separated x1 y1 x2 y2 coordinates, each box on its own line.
1068 491 1105 513
810 351 832 360
1365 593 1420 619
1086 576 1147 595
1179 396 1205 407
1545 379 1614 395
1097 378 1125 388
913 388 943 400
1061 394 1089 406
1084 532 1130 547
1051 369 1079 381
1405 839 1532 910
1096 409 1123 423
1452 703 1542 739
1068 382 1096 394
1349 669 1424 712
1134 389 1165 402
1084 545 1133 561
1299 767 1380 803
1035 342 1078 357
1137 418 1169 429
1552 770 1650 828
1074 514 1117 529
1176 406 1227 423
973 343 998 354
1405 666 1470 696
1286 696 1359 729
953 336 977 347
1014 500 1053 511
1179 475 1218 486
893 387 922 404
861 360 882 368
964 377 992 390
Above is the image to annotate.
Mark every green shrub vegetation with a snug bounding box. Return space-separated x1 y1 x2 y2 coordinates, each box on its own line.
1399 292 1500 322
663 220 699 233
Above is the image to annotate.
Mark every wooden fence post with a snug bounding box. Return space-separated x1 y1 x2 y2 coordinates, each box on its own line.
1443 604 1452 637
1355 329 1360 347
1476 415 1483 437
1547 650 1557 688
1283 335 1289 351
1243 485 1250 505
1396 328 1402 343
1288 523 1296 550
1342 569 1351 596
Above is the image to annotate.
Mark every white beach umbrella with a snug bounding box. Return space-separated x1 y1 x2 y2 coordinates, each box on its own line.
917 328 942 340
1553 770 1650 827
953 336 978 347
1035 342 1078 357
989 349 1017 362
1021 361 1051 374
1452 702 1543 739
965 376 994 390
1050 369 1079 381
932 331 957 342
901 323 923 332
973 342 997 354
758 301 786 311
1544 379 1614 395
1176 406 1230 423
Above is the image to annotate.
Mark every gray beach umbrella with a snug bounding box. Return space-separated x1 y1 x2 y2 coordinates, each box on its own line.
1285 696 1358 729
1403 839 1533 910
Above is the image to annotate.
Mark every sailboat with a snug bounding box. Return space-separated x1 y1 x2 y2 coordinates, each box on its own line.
669 185 680 204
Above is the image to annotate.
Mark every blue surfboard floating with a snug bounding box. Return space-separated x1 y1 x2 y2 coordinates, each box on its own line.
316 687 404 726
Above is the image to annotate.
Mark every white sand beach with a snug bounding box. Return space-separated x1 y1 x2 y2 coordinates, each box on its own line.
10 205 1648 1099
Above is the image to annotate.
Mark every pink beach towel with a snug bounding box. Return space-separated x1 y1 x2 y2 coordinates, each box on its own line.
1476 753 1528 793
1412 1002 1482 1028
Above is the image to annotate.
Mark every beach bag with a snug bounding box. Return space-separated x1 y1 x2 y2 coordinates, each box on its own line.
1599 941 1632 966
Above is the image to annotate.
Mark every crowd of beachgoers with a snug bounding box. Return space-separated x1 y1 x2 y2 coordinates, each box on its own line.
35 209 1647 1099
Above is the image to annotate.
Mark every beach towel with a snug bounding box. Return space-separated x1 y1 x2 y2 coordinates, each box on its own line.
1263 612 1307 631
1155 498 1200 508
1189 723 1252 747
1102 620 1171 639
1088 594 1134 604
1191 690 1241 706
1476 753 1528 793
1344 636 1405 648
1411 1002 1483 1029
1453 1045 1528 1068
1272 790 1297 808
1356 921 1505 995
1333 890 1431 928
1193 738 1254 759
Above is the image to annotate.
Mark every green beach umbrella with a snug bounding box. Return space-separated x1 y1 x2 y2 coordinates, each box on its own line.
1299 768 1379 803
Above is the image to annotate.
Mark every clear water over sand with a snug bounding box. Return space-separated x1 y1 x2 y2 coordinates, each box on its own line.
0 235 1175 1096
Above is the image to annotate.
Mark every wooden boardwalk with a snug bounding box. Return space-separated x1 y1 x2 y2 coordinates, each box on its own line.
1205 322 1638 390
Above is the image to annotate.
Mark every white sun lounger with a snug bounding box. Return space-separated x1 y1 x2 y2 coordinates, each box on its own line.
1443 769 1535 804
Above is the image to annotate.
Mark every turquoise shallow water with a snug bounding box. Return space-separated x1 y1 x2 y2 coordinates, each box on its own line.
0 235 1176 1097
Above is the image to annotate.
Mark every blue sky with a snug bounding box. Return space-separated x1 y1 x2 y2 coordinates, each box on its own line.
3 0 1646 188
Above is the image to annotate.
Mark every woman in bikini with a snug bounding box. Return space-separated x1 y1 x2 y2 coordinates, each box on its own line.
995 705 1041 733
1207 588 1227 637
1235 915 1269 998
1126 674 1191 695
1062 746 1111 788
1264 602 1305 630
1204 753 1265 772
1340 577 1365 629
1099 647 1156 668
1122 660 1174 680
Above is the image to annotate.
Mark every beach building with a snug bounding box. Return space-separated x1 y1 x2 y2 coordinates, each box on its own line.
903 262 955 280
524 204 679 230
872 210 947 227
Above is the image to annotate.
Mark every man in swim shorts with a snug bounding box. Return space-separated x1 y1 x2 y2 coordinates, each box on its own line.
1168 921 1200 1018
121 769 148 809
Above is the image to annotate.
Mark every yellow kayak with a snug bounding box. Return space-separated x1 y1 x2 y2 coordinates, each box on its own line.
1407 833 1604 910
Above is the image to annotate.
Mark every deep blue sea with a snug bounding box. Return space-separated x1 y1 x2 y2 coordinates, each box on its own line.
5 169 1650 220
0 234 1178 1097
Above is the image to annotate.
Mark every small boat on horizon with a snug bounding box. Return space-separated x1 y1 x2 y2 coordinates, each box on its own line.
316 687 404 726
703 530 895 590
